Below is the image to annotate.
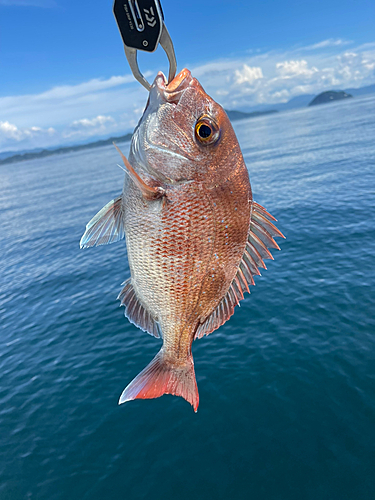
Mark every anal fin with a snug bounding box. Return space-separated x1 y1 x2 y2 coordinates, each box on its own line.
195 280 240 340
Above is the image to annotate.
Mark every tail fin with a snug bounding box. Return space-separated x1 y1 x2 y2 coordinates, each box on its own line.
119 349 199 412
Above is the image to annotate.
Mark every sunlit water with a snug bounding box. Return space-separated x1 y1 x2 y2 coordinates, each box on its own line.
1 95 374 500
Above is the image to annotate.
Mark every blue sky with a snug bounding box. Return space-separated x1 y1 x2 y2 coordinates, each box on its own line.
1 0 374 152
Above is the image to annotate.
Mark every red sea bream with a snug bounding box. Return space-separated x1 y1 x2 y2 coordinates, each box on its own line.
80 68 284 411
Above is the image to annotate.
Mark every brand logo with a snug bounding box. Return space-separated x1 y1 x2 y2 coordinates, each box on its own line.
143 6 157 27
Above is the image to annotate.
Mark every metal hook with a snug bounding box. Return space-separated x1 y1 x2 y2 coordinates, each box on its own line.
124 23 177 92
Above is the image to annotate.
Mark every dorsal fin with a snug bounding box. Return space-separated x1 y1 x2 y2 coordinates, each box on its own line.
195 201 285 340
117 279 161 338
80 196 124 248
248 202 285 260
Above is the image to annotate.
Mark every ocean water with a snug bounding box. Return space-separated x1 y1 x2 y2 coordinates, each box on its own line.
1 95 374 500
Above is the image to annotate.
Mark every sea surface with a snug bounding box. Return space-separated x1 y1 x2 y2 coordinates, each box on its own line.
1 95 374 500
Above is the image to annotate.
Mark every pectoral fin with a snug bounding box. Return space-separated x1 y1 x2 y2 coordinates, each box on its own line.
113 143 165 200
80 196 125 248
117 279 161 338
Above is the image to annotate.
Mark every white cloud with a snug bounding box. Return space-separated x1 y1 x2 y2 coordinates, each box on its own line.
304 38 352 50
0 74 148 132
70 115 114 129
276 60 319 78
38 75 136 100
0 121 55 149
64 115 116 140
235 65 263 85
0 121 22 140
271 89 290 100
1 38 375 152
335 51 375 83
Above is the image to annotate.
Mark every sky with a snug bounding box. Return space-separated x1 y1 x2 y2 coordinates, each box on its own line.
0 0 374 152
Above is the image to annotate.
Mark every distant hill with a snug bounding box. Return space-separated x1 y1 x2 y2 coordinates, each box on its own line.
225 109 278 121
283 94 316 109
0 147 45 161
239 82 374 114
345 84 375 97
1 82 374 165
0 133 132 166
0 110 279 165
309 91 353 106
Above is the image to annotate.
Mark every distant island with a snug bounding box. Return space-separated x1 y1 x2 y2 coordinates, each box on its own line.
309 91 353 106
225 109 278 121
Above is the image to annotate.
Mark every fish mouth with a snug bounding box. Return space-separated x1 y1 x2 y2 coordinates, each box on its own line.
154 68 193 104
130 68 196 182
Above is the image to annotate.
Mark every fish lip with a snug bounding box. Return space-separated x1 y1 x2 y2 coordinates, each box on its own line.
153 68 193 104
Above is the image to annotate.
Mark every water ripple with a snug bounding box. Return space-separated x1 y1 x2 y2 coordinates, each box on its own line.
0 98 374 499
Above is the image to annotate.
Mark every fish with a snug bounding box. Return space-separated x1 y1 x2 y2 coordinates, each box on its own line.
80 68 284 412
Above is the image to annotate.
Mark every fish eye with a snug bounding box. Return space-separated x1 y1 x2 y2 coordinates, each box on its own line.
195 115 220 145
